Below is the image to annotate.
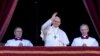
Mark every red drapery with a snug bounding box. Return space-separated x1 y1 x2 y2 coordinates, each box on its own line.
83 0 100 38
0 0 18 41
0 47 99 56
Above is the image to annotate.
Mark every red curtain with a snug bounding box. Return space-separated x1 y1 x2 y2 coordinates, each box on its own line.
83 0 100 38
0 0 18 41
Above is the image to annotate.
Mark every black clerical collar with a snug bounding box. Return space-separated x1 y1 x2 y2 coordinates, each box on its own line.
81 36 89 39
14 38 23 41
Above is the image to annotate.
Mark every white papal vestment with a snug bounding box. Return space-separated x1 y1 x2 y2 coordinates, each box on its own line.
71 37 99 46
5 39 33 47
41 19 69 46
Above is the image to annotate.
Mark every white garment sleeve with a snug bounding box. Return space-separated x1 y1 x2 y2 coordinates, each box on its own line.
92 39 99 47
41 19 52 30
27 41 33 47
71 39 76 46
41 19 52 40
5 40 10 46
60 31 69 46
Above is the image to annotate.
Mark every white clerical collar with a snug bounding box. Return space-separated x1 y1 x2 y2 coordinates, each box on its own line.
83 35 87 37
51 26 59 30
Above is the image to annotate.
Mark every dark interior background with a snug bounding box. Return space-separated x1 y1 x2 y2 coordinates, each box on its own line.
1 0 100 46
